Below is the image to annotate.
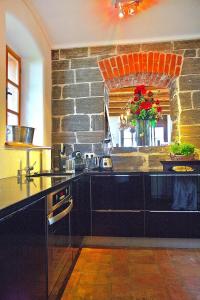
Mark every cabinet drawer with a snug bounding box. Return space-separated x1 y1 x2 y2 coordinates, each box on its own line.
145 174 200 211
145 211 200 238
91 175 144 210
92 211 144 237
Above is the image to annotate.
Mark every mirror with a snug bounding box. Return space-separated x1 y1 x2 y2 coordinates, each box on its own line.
105 86 172 148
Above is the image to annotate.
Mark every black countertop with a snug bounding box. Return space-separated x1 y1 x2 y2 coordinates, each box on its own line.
0 173 82 220
1 169 200 220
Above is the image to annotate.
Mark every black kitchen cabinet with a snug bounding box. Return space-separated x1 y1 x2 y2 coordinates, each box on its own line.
145 174 200 238
0 197 47 300
91 174 144 210
91 175 144 237
71 175 91 244
146 211 200 238
92 211 144 237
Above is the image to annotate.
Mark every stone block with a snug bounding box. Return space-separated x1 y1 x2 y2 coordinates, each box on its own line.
52 70 74 84
149 154 169 168
91 82 104 96
179 75 200 91
77 131 104 143
60 47 88 59
91 115 105 131
141 42 172 52
63 83 89 98
181 58 200 75
193 91 200 108
184 49 196 57
52 144 73 156
181 136 200 148
52 86 61 99
74 144 93 153
93 143 104 155
52 60 70 71
71 57 98 69
52 99 74 115
112 155 146 170
170 95 179 121
117 44 141 54
180 110 200 125
76 68 102 83
90 45 116 56
52 118 60 132
76 97 104 114
179 92 192 109
174 39 200 50
180 125 200 137
51 50 59 60
52 132 76 144
62 115 90 132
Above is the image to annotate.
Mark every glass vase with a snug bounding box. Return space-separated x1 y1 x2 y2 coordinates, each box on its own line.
135 119 155 147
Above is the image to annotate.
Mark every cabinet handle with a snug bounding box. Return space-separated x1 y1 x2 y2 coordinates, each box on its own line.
148 210 200 213
48 198 73 225
93 209 143 212
149 174 200 177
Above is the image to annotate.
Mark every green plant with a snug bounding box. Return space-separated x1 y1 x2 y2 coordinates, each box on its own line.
170 142 195 156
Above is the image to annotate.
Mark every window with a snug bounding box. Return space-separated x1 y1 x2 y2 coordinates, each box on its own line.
6 46 21 125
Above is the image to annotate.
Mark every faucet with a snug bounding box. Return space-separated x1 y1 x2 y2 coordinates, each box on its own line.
17 161 37 177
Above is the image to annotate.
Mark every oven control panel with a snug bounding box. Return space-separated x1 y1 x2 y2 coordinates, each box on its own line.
52 185 70 206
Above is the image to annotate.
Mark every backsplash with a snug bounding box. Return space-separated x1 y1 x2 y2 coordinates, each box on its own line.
51 39 200 169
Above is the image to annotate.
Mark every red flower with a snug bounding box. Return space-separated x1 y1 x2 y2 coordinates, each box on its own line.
134 85 146 95
147 91 153 97
140 101 152 110
155 99 160 105
134 96 139 102
135 109 141 115
157 107 162 113
130 101 134 104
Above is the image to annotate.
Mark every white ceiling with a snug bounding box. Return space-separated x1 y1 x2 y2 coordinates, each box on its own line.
28 0 200 49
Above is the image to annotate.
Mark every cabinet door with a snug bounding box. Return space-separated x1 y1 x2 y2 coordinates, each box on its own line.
145 174 200 211
146 211 200 238
91 175 144 210
92 211 144 237
71 175 91 239
0 197 47 300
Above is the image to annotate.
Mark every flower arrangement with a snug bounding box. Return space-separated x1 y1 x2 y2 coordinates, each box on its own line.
127 85 162 127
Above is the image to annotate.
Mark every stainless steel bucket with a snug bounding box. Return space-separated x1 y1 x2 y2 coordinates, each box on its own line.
6 125 35 144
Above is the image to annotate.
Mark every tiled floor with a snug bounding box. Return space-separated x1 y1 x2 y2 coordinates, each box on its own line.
61 248 200 300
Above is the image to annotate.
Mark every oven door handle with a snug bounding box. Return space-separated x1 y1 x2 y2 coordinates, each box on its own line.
48 198 73 226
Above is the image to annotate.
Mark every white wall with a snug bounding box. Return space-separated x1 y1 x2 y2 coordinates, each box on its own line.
0 0 51 147
30 0 200 49
0 0 52 178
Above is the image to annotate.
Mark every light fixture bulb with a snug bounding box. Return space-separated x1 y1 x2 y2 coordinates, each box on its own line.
128 8 135 15
119 10 124 18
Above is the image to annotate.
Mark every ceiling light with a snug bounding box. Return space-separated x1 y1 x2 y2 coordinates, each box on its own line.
113 0 142 18
118 3 125 18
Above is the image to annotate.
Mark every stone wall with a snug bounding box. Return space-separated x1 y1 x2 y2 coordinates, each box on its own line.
51 39 200 168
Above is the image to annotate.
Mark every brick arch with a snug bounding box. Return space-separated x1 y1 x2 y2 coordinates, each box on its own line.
98 52 183 90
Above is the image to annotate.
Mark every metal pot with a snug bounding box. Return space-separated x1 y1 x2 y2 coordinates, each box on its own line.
6 125 35 144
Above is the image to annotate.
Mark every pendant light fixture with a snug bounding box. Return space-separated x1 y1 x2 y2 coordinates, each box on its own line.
113 0 142 18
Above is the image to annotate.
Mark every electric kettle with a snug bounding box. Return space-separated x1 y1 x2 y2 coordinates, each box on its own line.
99 156 113 170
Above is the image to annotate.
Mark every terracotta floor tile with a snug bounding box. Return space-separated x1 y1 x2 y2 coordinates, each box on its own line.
61 247 200 300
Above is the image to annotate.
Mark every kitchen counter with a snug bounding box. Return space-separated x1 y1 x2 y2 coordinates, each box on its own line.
0 173 82 220
1 169 200 220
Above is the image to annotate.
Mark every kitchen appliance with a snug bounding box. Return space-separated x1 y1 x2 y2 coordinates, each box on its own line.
6 125 35 144
47 183 74 300
99 138 113 170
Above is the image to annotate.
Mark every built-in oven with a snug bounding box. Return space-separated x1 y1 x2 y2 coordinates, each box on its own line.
47 183 73 300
